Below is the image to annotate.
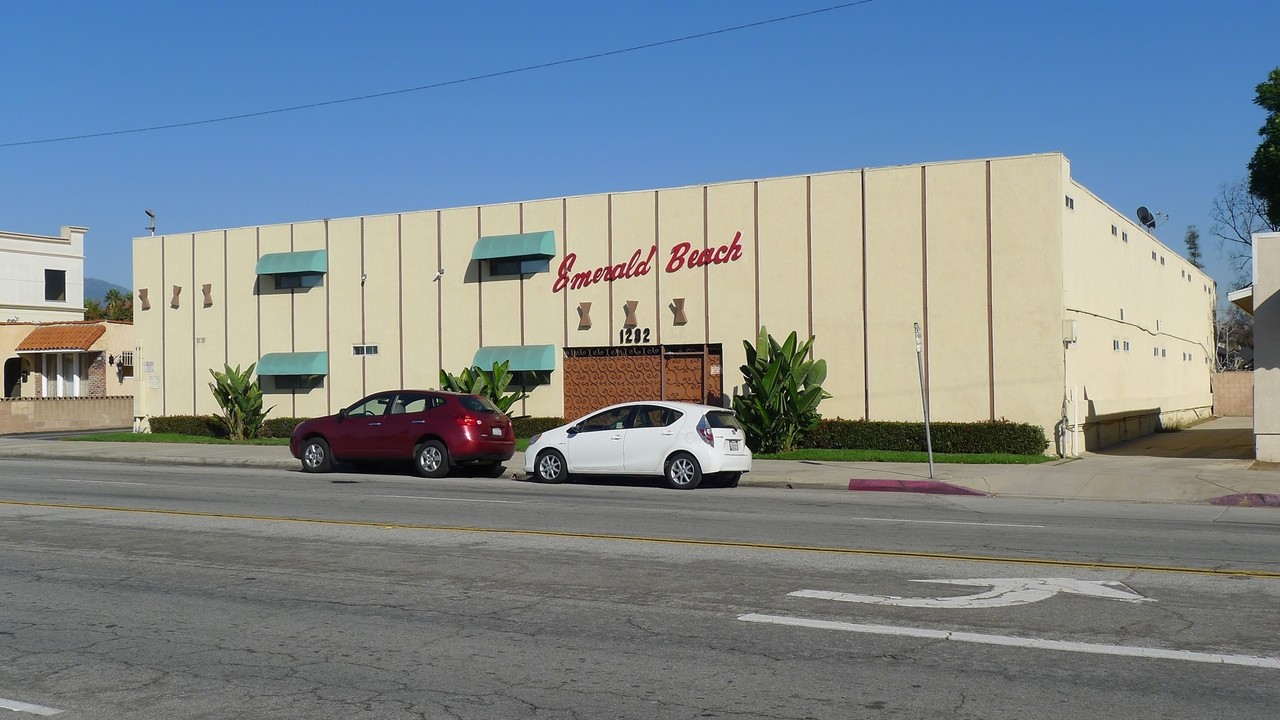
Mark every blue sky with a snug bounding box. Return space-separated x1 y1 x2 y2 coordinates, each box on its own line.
3 1 1276 306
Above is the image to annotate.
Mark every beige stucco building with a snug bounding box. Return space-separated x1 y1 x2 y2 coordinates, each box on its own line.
132 153 1215 453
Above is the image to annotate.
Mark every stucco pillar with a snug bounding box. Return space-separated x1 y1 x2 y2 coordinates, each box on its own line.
1253 232 1280 461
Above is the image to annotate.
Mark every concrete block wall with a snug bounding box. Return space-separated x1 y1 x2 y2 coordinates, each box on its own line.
0 396 133 434
1212 371 1253 417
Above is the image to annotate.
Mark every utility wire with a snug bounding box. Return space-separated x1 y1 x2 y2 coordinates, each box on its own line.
2 1 874 148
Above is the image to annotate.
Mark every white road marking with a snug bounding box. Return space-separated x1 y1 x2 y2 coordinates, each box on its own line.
738 614 1280 669
847 516 1044 528
369 495 521 504
51 479 148 486
791 578 1152 609
0 697 63 715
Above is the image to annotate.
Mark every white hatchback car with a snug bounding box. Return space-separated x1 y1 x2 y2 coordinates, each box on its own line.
524 400 752 489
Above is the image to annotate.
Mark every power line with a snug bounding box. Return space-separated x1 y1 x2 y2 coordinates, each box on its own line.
2 1 874 149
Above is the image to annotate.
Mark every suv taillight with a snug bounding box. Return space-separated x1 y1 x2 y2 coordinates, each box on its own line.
456 414 482 426
696 415 714 447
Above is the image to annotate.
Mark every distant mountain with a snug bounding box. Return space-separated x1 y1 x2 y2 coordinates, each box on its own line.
85 277 130 303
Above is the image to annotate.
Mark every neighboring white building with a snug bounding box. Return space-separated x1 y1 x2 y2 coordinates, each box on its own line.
1 226 88 323
1231 232 1280 461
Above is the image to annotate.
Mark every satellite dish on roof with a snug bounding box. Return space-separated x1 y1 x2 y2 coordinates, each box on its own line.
1136 206 1157 230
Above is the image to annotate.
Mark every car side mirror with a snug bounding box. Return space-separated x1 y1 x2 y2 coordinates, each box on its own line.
568 424 581 435
337 408 348 421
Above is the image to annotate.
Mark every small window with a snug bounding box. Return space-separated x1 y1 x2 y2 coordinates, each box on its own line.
1111 225 1118 236
1123 341 1130 352
1122 232 1128 243
1113 340 1121 352
1160 256 1165 265
1152 251 1158 261
1119 308 1125 321
1161 349 1167 357
1065 196 1075 209
44 269 66 302
1154 347 1160 357
352 344 379 356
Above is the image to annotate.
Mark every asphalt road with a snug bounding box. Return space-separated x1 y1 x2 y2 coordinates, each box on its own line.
1 459 1277 719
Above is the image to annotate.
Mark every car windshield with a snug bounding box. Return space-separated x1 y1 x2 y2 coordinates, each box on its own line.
704 411 742 430
459 395 500 413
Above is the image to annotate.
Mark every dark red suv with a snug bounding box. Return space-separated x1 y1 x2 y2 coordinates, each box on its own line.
289 390 515 477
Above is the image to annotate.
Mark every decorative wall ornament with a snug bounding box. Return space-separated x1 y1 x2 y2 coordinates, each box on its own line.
623 300 639 328
138 289 150 311
672 298 688 326
577 302 592 330
202 283 213 308
170 286 181 309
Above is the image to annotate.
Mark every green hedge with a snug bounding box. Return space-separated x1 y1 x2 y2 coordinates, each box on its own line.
148 415 305 439
513 416 566 438
149 415 227 437
263 417 307 438
799 419 1048 455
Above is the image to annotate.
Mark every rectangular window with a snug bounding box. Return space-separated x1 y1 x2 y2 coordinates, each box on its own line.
1113 340 1120 352
44 269 66 302
1160 256 1166 265
489 257 551 277
1122 232 1128 243
274 273 324 290
272 375 324 390
1065 196 1075 209
1123 341 1130 352
352 344 380 356
1111 225 1118 236
1152 251 1157 261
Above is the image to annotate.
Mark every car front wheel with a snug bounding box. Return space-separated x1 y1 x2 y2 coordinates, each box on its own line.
414 440 449 478
300 437 332 473
664 452 702 490
535 450 568 483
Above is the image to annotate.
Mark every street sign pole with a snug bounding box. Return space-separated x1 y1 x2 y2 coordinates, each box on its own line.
914 323 934 479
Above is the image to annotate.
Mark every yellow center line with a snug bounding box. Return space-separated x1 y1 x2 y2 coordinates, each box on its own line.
4 497 1278 579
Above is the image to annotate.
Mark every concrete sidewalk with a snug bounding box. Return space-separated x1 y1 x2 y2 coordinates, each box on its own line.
0 417 1277 506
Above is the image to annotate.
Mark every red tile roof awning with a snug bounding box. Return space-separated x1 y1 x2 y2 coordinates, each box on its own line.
16 325 106 352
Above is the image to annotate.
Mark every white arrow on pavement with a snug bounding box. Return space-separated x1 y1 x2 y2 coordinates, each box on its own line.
790 578 1154 609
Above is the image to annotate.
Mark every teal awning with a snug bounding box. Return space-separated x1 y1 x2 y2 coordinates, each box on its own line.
471 231 556 261
472 344 556 372
255 250 328 275
256 351 328 376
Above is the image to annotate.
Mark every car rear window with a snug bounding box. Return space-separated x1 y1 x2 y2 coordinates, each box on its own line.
459 395 501 413
704 411 742 430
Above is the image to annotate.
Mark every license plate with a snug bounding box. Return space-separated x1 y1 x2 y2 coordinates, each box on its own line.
728 439 740 451
492 427 503 437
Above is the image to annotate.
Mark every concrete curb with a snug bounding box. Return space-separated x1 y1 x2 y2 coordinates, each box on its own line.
0 450 299 470
846 478 989 496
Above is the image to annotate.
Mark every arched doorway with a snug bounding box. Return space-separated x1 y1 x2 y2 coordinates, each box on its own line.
3 357 22 398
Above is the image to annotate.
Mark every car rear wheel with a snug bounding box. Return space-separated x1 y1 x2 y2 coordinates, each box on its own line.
300 437 332 473
535 450 568 483
664 452 702 490
414 440 449 478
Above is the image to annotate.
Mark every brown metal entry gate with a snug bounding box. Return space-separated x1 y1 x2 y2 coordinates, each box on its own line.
563 344 724 420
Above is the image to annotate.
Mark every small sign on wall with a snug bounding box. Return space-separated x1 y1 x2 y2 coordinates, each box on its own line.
144 361 155 373
148 375 159 390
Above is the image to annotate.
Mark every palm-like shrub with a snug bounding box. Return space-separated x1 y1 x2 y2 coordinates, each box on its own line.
732 327 831 453
439 360 530 415
208 363 273 440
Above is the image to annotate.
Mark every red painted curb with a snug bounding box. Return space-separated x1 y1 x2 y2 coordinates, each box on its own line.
847 479 987 496
1209 493 1280 508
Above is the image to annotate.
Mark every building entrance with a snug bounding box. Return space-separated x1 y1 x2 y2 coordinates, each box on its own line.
563 344 724 420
